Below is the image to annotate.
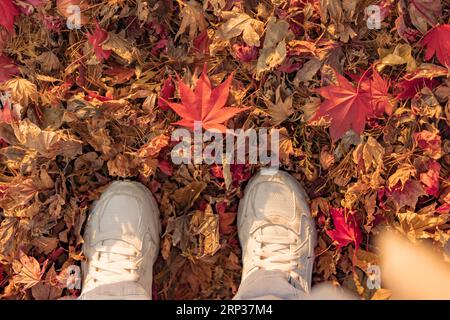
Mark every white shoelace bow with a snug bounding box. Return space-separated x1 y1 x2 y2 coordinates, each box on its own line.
89 245 141 285
253 233 309 290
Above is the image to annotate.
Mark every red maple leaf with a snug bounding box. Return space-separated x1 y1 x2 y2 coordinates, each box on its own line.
157 75 175 111
312 71 373 141
420 160 440 196
359 69 393 116
0 0 19 32
158 159 173 176
87 23 111 63
395 77 439 100
422 24 450 67
414 129 442 159
326 207 362 251
0 55 19 83
387 179 425 210
233 43 259 63
193 30 210 55
161 65 249 132
216 201 236 235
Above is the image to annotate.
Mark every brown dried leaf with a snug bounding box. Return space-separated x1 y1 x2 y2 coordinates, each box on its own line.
12 251 43 290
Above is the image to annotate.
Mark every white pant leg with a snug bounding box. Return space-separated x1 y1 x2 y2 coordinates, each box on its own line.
78 281 151 300
233 270 306 300
234 270 355 300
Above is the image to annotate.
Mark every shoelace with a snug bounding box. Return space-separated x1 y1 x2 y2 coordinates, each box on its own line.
253 233 310 291
88 245 141 286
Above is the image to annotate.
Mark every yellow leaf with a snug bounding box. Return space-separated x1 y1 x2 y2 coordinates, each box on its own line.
377 44 417 72
371 288 392 300
2 78 38 106
12 251 43 290
387 163 416 189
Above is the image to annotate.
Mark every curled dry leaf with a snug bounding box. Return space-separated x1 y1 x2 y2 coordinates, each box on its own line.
176 0 207 40
256 18 290 78
217 11 264 47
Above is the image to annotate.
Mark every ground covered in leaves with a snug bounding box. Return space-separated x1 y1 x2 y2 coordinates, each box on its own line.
0 0 449 300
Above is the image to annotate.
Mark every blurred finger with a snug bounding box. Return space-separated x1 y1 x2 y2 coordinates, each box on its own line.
378 232 450 299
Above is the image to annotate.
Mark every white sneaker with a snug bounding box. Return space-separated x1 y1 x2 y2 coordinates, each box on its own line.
80 181 161 299
237 171 317 293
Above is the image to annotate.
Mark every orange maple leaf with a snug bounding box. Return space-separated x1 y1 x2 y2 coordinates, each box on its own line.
161 66 249 133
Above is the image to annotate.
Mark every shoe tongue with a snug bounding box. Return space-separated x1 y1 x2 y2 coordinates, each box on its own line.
260 224 296 239
254 182 296 220
102 239 134 249
99 195 141 236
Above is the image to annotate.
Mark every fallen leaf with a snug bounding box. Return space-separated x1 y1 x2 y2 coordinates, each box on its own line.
414 129 442 159
158 76 175 111
2 77 38 106
0 0 19 32
31 265 63 300
175 0 207 40
388 164 417 190
388 179 425 211
189 205 220 257
12 251 44 290
397 210 448 241
419 160 440 196
312 70 373 141
162 65 249 132
421 24 450 67
266 85 293 125
12 119 83 158
102 32 133 64
256 18 290 78
217 11 264 47
362 70 394 116
0 55 19 83
326 207 362 251
408 0 441 34
352 136 384 173
395 77 439 100
171 181 206 210
377 44 417 72
87 23 111 63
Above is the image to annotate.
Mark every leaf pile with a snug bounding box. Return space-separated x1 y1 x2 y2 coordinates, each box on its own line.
0 0 449 300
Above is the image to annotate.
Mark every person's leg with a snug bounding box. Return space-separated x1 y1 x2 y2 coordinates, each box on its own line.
234 171 316 300
79 181 161 300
